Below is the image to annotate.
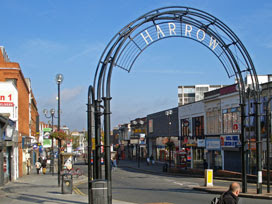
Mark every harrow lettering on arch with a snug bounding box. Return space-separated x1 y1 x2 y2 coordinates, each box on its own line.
140 22 219 50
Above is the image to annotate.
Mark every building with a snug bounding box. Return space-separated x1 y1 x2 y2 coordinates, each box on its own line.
147 107 179 162
0 47 39 177
118 123 131 159
178 85 223 106
204 84 241 171
130 117 147 159
179 101 205 169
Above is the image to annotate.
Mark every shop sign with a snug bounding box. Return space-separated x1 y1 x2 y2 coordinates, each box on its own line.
43 139 52 148
121 141 128 145
186 137 197 147
220 135 240 148
206 138 221 150
248 139 256 151
33 144 38 150
139 140 146 145
130 139 139 144
0 92 14 106
197 139 205 147
43 128 52 132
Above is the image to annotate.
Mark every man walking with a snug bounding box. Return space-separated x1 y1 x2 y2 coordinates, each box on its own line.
222 182 240 204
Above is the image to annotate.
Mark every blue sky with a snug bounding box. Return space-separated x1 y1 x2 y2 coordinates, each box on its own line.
1 0 272 131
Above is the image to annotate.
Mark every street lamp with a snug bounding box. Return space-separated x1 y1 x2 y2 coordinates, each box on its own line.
132 120 144 168
165 110 173 169
56 73 63 187
43 108 56 176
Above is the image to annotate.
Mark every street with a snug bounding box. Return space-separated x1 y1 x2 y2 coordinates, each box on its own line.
74 160 272 204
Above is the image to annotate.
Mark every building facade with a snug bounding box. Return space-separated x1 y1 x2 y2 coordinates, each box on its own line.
178 84 223 106
147 107 179 162
0 47 39 178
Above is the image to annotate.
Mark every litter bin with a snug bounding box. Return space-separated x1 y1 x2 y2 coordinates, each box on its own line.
90 180 108 204
61 173 73 194
163 164 168 172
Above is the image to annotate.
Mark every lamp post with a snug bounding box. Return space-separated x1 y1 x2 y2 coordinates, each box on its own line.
56 73 63 187
266 96 272 193
43 108 56 176
246 85 263 194
165 110 173 169
132 120 144 168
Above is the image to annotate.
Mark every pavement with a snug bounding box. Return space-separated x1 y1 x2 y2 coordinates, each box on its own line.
118 159 272 200
0 167 136 204
1 161 271 203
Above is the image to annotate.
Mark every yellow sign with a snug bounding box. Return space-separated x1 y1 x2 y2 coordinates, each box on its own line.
207 171 212 183
134 129 146 133
92 138 95 150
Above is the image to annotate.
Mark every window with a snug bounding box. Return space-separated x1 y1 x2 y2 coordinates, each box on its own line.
181 118 190 137
222 107 241 134
192 116 204 138
206 109 221 134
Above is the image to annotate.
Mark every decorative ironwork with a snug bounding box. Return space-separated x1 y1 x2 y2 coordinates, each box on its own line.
88 6 262 203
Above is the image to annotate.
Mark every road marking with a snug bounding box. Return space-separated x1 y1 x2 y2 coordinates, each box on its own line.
173 182 183 186
73 186 86 196
145 203 174 204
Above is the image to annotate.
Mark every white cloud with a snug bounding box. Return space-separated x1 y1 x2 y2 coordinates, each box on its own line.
61 86 84 102
66 43 106 62
21 38 64 52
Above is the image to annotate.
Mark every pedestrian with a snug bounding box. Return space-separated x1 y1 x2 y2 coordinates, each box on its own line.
150 154 154 165
41 158 47 174
35 158 41 174
27 158 31 175
222 182 240 204
146 157 150 166
203 159 208 169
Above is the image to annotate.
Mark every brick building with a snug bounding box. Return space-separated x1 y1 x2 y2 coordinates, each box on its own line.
0 47 39 177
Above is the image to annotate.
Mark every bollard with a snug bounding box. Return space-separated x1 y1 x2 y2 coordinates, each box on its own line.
204 169 213 187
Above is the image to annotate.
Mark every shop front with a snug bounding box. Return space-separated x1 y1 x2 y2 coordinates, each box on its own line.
205 137 222 171
3 119 18 183
220 135 241 172
156 137 178 162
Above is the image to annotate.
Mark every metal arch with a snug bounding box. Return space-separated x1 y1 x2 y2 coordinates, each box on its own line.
89 7 263 203
105 14 247 99
117 19 237 76
93 7 259 101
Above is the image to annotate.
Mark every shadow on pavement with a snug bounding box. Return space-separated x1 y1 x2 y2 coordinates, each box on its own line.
8 193 86 204
117 165 192 179
113 186 208 194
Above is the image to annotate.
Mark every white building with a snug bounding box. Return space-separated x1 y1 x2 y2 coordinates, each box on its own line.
178 85 223 106
0 81 19 181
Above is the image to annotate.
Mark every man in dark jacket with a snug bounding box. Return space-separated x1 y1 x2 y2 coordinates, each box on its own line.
222 182 240 204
